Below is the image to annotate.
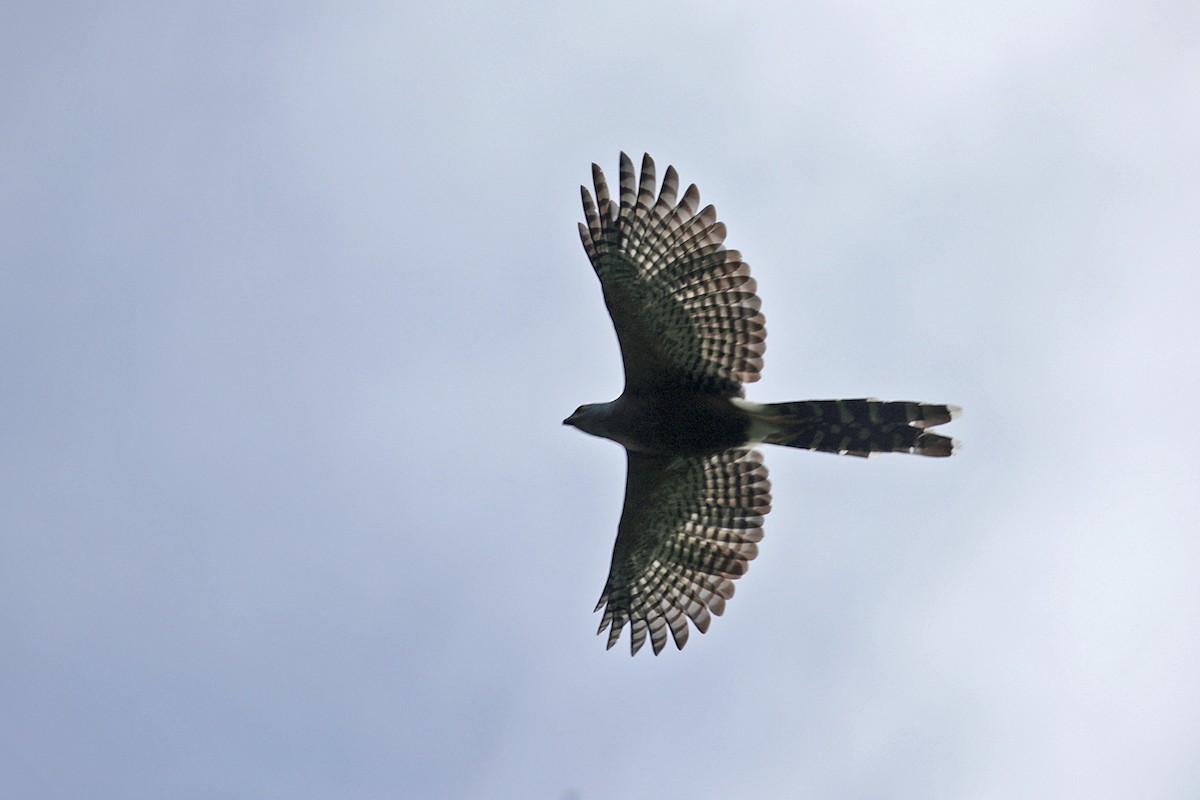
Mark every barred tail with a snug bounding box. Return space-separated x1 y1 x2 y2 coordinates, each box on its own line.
759 399 961 457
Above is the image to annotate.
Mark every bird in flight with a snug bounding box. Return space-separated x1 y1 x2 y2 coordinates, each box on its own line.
564 153 960 656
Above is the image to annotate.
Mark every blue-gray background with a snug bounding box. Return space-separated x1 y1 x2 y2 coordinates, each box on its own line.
4 2 1198 798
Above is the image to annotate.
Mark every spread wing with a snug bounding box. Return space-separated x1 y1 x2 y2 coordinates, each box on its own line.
578 153 766 397
596 448 772 655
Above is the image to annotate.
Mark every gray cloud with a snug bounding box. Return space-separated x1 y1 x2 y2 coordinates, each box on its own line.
3 1 1198 798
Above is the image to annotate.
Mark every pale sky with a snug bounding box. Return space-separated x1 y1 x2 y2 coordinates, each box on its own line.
4 2 1199 798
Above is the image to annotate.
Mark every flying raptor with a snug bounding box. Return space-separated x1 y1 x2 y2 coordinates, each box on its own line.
565 153 960 656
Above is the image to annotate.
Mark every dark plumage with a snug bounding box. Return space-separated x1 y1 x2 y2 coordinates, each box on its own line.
565 153 959 655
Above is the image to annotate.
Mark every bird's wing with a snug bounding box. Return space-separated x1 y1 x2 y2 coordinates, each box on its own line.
578 153 766 397
596 448 772 655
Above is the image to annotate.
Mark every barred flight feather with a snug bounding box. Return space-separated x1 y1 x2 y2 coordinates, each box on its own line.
579 153 766 396
596 448 771 655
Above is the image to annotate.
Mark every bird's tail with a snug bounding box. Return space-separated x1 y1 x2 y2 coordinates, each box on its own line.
747 398 961 457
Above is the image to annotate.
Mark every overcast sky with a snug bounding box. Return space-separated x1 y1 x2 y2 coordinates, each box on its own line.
4 2 1199 798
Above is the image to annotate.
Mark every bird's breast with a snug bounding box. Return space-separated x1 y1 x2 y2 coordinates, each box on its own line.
605 393 752 455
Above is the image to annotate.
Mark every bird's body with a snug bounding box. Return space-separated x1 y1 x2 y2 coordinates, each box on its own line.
565 153 960 655
566 392 750 456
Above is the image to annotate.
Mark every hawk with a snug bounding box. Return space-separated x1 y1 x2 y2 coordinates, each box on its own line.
565 153 960 656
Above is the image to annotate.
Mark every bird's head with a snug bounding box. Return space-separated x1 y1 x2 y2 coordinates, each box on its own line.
563 402 613 439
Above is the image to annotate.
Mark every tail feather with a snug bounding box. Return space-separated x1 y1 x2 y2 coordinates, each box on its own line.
760 399 960 457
